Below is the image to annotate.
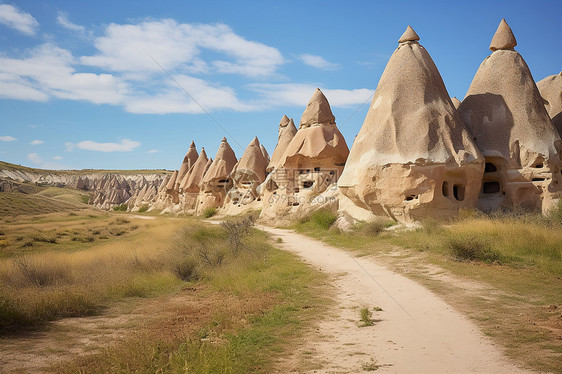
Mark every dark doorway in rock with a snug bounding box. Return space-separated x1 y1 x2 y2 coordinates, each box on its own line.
442 181 449 197
483 181 500 194
453 184 465 201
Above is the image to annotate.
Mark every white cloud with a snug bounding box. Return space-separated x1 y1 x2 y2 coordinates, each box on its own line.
147 150 159 154
80 20 283 77
0 136 17 141
56 12 85 33
248 83 374 108
0 43 128 104
27 153 68 169
126 75 255 114
299 54 339 70
66 138 141 152
0 4 39 36
30 139 44 145
53 156 62 160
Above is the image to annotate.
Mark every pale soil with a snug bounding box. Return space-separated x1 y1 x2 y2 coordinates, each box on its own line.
261 226 536 374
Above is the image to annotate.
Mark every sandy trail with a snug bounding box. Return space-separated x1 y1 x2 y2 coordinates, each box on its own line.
261 226 534 374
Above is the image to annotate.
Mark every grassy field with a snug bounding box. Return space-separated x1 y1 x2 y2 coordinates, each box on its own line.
0 191 327 373
292 208 562 373
0 160 172 175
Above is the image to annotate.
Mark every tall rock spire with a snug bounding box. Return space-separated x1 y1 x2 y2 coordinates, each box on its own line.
338 26 484 223
299 88 336 129
489 19 517 51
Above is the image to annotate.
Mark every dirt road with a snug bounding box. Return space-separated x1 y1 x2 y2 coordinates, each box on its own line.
261 226 534 374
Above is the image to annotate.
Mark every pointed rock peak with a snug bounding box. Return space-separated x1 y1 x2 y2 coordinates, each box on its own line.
299 88 336 128
280 115 290 127
221 137 227 142
451 96 461 109
250 136 260 146
490 19 517 51
398 25 420 43
199 148 207 158
289 118 295 127
189 141 196 148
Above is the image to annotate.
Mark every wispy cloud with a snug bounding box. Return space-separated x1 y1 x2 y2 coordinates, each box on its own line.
147 150 160 154
53 156 63 160
56 12 85 33
0 4 39 36
27 153 68 169
299 54 339 70
65 138 141 152
30 139 44 145
81 20 283 77
248 83 374 108
0 136 17 142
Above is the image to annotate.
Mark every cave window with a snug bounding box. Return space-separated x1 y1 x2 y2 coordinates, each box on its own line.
329 171 335 175
453 184 465 201
218 179 229 183
405 195 417 201
442 181 449 197
532 178 545 182
534 163 543 168
483 181 500 194
294 188 300 193
314 167 320 172
484 163 497 172
303 181 314 189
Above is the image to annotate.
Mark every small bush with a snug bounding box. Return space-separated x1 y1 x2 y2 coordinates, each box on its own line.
358 219 392 236
203 207 217 218
300 209 337 230
113 204 127 212
359 307 374 327
138 205 149 213
80 195 90 204
447 233 501 263
10 256 71 287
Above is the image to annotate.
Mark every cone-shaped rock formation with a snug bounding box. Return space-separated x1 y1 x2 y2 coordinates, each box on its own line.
267 115 297 172
489 19 517 51
176 141 198 191
339 26 484 223
537 72 562 136
197 138 237 213
459 20 562 213
225 137 269 212
261 88 349 221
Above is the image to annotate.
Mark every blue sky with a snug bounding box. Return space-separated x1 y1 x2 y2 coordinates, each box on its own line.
0 0 560 170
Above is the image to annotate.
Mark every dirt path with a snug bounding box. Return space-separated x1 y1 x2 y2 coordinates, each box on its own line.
261 226 535 374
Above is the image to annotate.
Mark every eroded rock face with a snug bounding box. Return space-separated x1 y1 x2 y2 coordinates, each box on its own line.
176 141 198 192
177 148 210 212
261 89 349 221
196 138 237 213
459 20 562 214
224 137 268 214
537 72 562 136
338 26 484 223
267 115 297 172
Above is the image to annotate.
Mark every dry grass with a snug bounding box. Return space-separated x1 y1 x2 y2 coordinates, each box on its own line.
292 209 562 373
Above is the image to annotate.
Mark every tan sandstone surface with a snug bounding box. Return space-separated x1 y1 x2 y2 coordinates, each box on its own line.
338 26 484 223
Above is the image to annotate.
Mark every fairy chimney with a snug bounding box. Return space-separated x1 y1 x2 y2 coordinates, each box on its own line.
267 115 297 172
338 26 484 223
225 137 268 211
459 19 562 214
175 141 198 191
197 138 237 213
261 89 349 221
537 72 562 136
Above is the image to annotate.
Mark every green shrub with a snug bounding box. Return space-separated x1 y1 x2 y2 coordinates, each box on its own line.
174 257 200 282
80 195 90 204
447 233 501 263
300 209 337 230
203 207 217 218
113 204 127 212
138 205 149 213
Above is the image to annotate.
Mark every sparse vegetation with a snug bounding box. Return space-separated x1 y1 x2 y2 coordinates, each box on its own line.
138 204 149 213
361 358 380 371
291 208 562 373
112 203 127 212
297 208 338 230
203 207 217 218
359 307 374 327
